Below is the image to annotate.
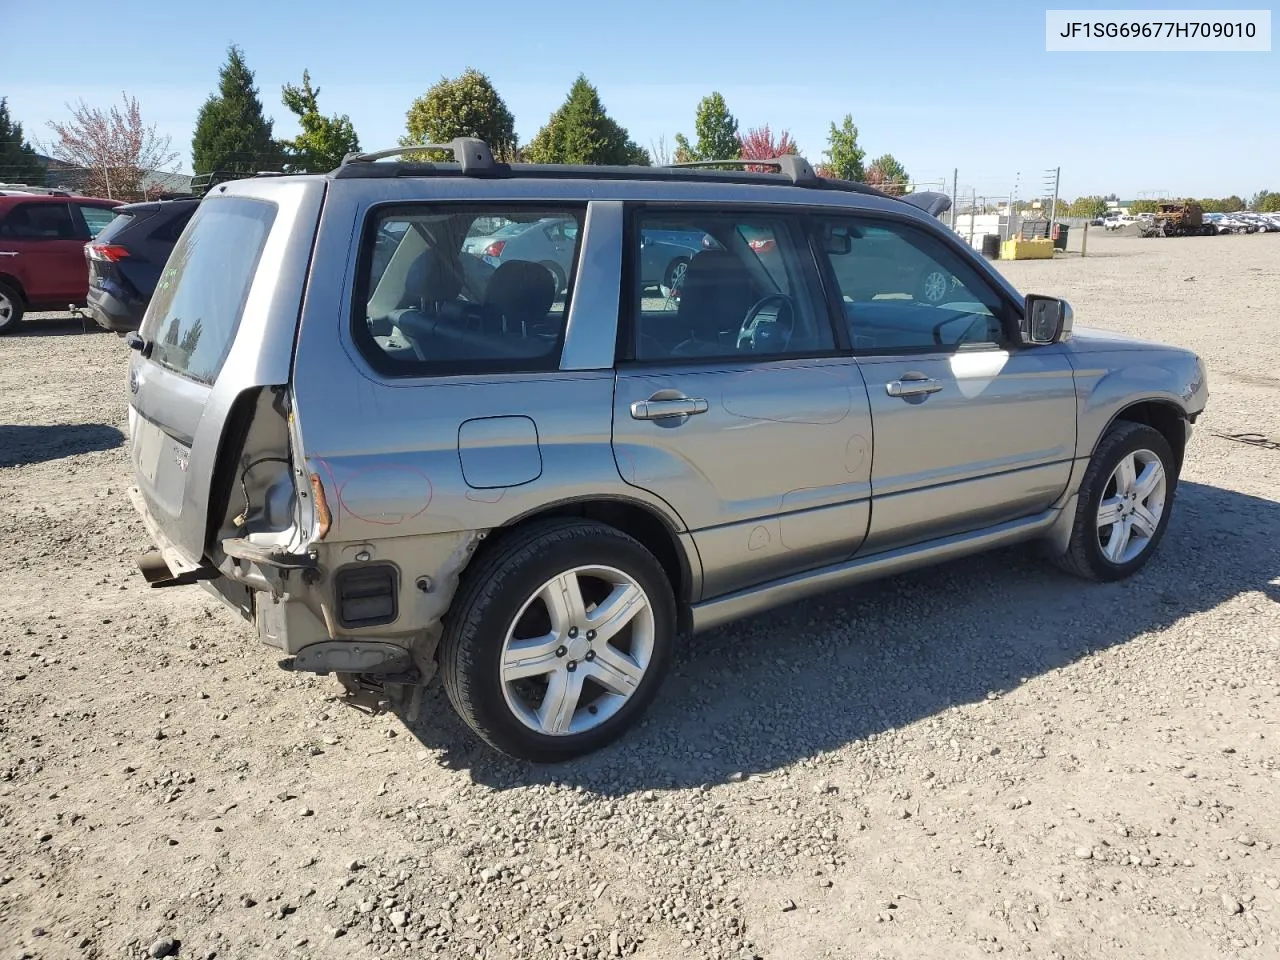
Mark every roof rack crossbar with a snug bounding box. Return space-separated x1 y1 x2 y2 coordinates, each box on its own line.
341 137 497 174
663 155 819 186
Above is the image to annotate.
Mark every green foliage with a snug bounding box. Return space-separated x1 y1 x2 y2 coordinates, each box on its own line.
866 153 909 195
0 98 47 184
524 75 649 166
1253 190 1280 213
673 92 740 163
1198 195 1245 213
819 115 865 181
1066 196 1108 218
402 68 517 160
280 70 360 172
1128 199 1159 214
192 44 282 175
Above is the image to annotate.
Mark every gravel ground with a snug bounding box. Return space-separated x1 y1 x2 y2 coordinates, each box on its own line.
1 232 1278 960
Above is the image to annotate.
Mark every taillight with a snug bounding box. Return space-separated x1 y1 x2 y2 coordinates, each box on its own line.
86 243 130 262
482 239 506 257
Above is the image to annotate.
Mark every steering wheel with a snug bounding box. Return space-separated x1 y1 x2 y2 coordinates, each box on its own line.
737 293 796 353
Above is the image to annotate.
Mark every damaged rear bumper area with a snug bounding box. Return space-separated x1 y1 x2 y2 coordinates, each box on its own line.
127 485 483 690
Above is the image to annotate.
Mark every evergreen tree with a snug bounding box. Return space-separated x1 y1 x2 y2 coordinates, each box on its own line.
865 153 910 195
819 114 865 182
524 75 649 166
281 70 360 172
192 45 281 175
402 68 517 160
673 92 740 162
0 97 47 185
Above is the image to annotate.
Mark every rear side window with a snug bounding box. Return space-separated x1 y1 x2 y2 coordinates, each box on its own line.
354 204 585 377
0 201 77 239
141 197 277 385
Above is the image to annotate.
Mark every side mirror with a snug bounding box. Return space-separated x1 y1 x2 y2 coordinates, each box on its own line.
1022 294 1073 344
821 228 852 256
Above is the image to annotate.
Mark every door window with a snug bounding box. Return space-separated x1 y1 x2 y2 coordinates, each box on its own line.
0 202 77 240
628 210 834 361
78 204 118 238
354 204 586 376
815 216 1008 353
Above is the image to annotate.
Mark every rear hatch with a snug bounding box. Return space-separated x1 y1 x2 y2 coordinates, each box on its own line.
128 179 325 567
86 208 140 291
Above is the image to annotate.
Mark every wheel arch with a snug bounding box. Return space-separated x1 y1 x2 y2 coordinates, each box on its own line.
0 273 28 305
467 495 700 633
1096 399 1188 474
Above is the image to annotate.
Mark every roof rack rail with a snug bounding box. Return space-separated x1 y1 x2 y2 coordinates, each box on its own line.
340 137 497 174
663 155 819 186
191 169 285 192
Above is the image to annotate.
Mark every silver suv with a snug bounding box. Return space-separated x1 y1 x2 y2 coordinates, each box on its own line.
125 139 1209 761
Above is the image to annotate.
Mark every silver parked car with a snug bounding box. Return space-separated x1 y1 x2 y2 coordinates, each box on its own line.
125 139 1209 761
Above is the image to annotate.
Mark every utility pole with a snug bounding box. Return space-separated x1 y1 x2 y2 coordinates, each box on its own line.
950 168 958 229
969 187 977 247
1044 166 1060 226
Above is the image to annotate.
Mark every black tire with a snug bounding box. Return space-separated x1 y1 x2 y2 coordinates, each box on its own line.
0 281 24 334
1052 421 1178 582
440 519 677 762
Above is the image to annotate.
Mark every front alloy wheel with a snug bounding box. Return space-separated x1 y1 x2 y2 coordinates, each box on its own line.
1095 449 1167 564
1051 421 1178 582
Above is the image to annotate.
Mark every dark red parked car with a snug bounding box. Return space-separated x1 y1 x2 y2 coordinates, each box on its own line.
0 194 122 333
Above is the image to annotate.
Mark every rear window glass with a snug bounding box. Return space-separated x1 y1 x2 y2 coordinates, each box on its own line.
94 212 136 244
355 204 585 377
141 197 276 385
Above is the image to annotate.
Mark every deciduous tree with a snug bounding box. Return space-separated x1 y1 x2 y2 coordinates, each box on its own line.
402 68 517 160
45 92 177 200
524 75 649 166
0 98 47 185
737 125 798 172
865 153 910 195
192 44 282 176
281 70 360 172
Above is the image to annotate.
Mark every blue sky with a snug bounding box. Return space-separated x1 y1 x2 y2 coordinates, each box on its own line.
3 0 1275 200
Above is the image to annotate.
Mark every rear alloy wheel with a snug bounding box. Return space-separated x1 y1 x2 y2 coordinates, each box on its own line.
441 520 676 761
1052 421 1177 582
0 282 23 333
540 261 567 296
660 257 689 298
918 268 950 304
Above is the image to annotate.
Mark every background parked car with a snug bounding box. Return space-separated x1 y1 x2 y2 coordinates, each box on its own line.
0 193 121 332
84 197 199 333
462 216 579 294
639 227 714 296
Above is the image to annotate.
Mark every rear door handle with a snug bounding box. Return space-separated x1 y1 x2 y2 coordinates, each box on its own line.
630 397 710 420
886 376 943 398
0 251 19 257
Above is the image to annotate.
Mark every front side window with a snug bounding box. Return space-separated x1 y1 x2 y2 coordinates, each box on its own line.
0 202 76 240
629 210 834 362
141 196 277 384
356 205 585 376
815 216 1008 353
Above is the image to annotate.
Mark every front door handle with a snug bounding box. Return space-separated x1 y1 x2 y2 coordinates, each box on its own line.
886 375 943 398
0 251 19 257
630 397 710 420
